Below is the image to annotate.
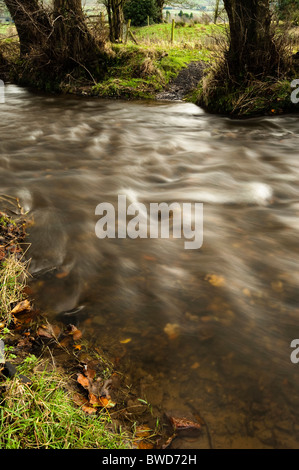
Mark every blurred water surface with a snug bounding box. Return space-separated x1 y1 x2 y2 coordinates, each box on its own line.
1 85 299 448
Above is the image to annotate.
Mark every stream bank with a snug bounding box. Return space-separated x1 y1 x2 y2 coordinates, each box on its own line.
0 200 167 449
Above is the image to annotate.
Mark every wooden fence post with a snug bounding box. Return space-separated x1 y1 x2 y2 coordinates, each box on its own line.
171 18 175 44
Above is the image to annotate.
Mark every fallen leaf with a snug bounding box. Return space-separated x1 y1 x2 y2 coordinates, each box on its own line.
242 288 251 297
84 365 96 380
98 396 116 408
73 330 82 341
37 323 60 339
138 442 154 449
164 323 180 340
10 300 31 315
59 336 71 347
67 324 82 341
37 326 53 339
135 425 152 439
162 434 176 449
73 344 82 350
17 337 32 349
205 274 225 287
143 255 156 261
77 373 90 389
89 393 99 406
82 405 97 414
191 362 200 369
72 392 88 407
55 270 69 279
120 338 131 344
23 286 33 296
169 416 201 432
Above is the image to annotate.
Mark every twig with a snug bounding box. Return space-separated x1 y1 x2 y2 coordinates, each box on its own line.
69 56 97 86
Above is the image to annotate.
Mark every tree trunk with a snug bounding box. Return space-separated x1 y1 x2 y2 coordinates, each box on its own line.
214 0 220 24
223 0 278 76
4 0 51 55
105 0 124 43
52 0 99 63
156 0 164 23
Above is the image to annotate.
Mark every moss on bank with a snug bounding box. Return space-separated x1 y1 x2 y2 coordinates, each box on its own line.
191 75 298 117
88 45 207 100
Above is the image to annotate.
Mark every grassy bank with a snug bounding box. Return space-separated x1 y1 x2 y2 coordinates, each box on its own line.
0 22 215 99
90 23 220 100
190 76 298 117
0 355 131 449
0 204 164 449
1 20 298 115
91 44 208 99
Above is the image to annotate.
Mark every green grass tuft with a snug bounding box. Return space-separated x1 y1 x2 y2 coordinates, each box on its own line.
0 355 132 449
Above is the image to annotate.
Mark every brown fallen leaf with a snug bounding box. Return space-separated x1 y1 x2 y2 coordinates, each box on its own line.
37 326 53 339
162 434 177 449
77 373 90 389
143 255 157 261
98 396 116 408
138 442 154 449
67 324 82 341
73 330 82 341
84 365 96 380
17 337 33 349
89 393 99 406
205 274 225 287
59 336 72 347
23 286 33 296
55 270 69 279
135 425 152 439
169 416 201 432
10 300 31 315
120 338 131 344
191 362 200 369
164 323 180 340
37 323 61 339
82 405 97 414
72 392 88 407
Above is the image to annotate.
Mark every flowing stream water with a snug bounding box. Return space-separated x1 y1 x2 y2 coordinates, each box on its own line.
1 84 299 448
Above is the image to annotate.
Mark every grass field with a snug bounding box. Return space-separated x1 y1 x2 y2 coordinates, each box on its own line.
0 23 17 43
0 24 11 33
92 23 223 100
132 22 225 47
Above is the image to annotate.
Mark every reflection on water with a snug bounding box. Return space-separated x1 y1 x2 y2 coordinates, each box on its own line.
1 85 299 448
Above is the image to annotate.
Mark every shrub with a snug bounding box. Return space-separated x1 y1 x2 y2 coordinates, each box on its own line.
124 0 159 27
